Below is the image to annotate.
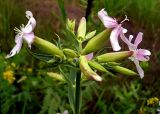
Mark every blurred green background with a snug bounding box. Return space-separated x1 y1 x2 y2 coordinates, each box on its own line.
0 0 160 114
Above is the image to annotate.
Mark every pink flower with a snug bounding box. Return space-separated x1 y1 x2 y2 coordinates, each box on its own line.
6 11 36 58
122 32 151 78
98 8 128 51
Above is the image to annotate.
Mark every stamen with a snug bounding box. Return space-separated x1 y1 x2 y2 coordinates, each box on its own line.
20 24 24 29
121 15 129 24
14 27 21 34
122 29 127 33
129 35 133 42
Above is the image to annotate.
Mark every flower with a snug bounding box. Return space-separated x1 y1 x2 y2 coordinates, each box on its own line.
3 70 15 84
6 11 36 58
98 8 128 51
121 32 151 78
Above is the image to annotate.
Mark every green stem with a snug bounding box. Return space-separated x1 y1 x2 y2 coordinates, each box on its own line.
75 71 81 114
78 41 82 53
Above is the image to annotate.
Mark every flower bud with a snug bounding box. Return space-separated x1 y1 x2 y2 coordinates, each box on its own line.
47 72 65 82
79 56 102 81
77 17 86 39
96 51 133 63
63 48 77 58
81 29 111 55
84 30 96 41
34 36 64 58
66 19 75 33
112 66 137 76
88 61 114 76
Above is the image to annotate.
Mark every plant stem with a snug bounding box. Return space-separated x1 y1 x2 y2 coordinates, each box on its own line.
75 71 81 114
85 0 94 21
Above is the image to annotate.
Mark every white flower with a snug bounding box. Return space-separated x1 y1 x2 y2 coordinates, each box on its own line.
6 11 36 58
98 8 128 51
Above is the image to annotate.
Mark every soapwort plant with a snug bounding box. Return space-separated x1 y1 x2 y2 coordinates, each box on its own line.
6 9 151 114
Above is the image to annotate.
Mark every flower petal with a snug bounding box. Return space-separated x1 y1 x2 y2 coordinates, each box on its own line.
29 17 36 30
136 49 151 61
6 35 23 58
98 9 118 28
21 24 33 33
25 11 33 19
134 32 143 48
24 11 36 32
120 33 136 50
133 59 144 78
85 53 93 60
23 32 35 48
110 25 122 51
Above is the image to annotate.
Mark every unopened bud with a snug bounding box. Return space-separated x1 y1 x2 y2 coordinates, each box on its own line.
112 66 137 76
88 61 114 76
96 51 133 63
79 56 102 81
63 48 77 58
77 17 86 39
81 29 111 55
67 19 75 32
47 72 65 82
34 36 64 58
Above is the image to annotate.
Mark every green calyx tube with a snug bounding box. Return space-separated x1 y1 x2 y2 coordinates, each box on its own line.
81 29 111 55
33 36 64 58
96 51 133 63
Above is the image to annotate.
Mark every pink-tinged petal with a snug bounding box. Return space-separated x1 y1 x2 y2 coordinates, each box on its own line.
15 33 23 43
133 59 144 78
85 53 93 60
23 32 35 48
134 32 143 48
136 49 151 61
120 33 136 50
98 9 118 28
30 17 36 29
6 35 23 58
25 11 36 29
110 25 122 51
21 24 33 33
25 11 33 19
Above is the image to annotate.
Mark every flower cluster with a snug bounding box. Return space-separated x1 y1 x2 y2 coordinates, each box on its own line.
6 9 151 80
3 70 15 84
98 9 151 78
147 97 159 106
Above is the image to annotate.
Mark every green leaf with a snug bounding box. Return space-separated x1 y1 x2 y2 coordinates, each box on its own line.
56 0 67 22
